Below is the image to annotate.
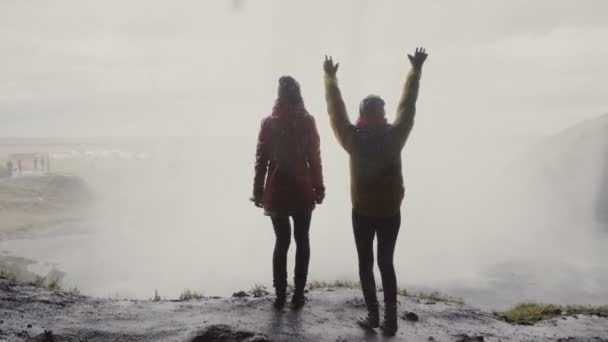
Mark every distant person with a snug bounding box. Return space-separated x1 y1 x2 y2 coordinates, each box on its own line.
41 158 45 173
322 47 428 336
17 160 22 175
34 158 38 171
252 76 325 310
6 160 13 177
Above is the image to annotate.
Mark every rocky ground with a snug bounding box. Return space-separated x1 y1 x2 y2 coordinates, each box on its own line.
0 278 607 342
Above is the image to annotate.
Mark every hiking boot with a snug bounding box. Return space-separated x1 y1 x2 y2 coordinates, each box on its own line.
357 300 379 330
274 287 286 310
357 315 380 330
290 278 306 309
380 303 398 336
379 321 397 336
290 292 306 309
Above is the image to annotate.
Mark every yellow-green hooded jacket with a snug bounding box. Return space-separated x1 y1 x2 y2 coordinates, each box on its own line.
324 67 422 217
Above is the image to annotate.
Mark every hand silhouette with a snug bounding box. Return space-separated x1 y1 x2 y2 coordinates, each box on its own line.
323 55 339 76
314 189 325 205
407 47 428 71
250 196 263 208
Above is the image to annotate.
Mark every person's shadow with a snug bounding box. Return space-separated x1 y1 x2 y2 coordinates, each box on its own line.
262 309 302 340
262 307 394 341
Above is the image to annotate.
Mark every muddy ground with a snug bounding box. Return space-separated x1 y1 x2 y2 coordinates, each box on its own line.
0 278 607 342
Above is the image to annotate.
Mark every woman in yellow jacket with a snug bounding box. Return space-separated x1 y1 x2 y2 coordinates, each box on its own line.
323 47 427 336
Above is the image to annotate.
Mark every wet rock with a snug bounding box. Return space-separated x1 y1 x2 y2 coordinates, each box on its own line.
27 323 33 328
454 334 484 342
428 337 435 341
43 330 54 342
191 324 235 341
191 324 271 342
402 311 419 322
29 330 80 342
29 330 57 342
232 291 250 298
246 336 272 342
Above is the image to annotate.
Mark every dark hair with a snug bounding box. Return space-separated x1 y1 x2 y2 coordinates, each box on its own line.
277 76 303 106
359 95 385 117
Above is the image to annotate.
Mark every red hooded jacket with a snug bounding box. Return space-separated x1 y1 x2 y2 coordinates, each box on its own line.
253 101 324 214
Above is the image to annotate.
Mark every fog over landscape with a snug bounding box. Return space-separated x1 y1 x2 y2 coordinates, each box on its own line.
1 0 607 310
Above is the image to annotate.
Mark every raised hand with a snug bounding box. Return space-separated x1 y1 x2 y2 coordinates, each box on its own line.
407 47 428 71
324 55 339 76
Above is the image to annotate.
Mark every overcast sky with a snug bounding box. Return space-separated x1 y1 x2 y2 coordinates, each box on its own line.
0 0 606 138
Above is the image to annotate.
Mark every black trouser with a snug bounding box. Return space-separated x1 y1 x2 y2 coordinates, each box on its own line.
352 210 401 308
271 212 312 292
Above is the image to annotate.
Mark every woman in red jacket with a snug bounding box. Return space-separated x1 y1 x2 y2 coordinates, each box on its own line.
252 76 325 309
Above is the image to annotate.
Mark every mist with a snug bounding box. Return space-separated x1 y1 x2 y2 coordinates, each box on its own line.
1 0 607 309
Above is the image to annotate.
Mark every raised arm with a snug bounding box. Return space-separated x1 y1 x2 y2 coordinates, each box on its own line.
323 56 354 153
252 119 270 207
393 47 428 150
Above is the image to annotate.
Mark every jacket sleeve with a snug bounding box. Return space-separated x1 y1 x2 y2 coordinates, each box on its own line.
392 67 422 151
324 73 355 153
307 117 325 195
253 119 270 199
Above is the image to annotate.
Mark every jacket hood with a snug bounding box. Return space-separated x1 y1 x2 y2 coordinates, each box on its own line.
356 114 388 128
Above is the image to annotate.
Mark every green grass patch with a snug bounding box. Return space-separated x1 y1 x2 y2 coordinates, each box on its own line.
0 271 81 295
32 274 46 287
307 281 464 305
398 288 464 304
179 289 204 301
495 303 608 324
152 289 162 302
250 284 269 298
308 280 360 290
28 274 74 293
46 277 63 292
0 267 18 281
66 286 81 296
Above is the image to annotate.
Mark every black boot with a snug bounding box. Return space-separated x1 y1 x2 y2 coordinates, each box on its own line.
290 282 306 309
357 300 379 330
274 286 286 309
290 292 305 309
291 275 306 310
380 302 398 336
